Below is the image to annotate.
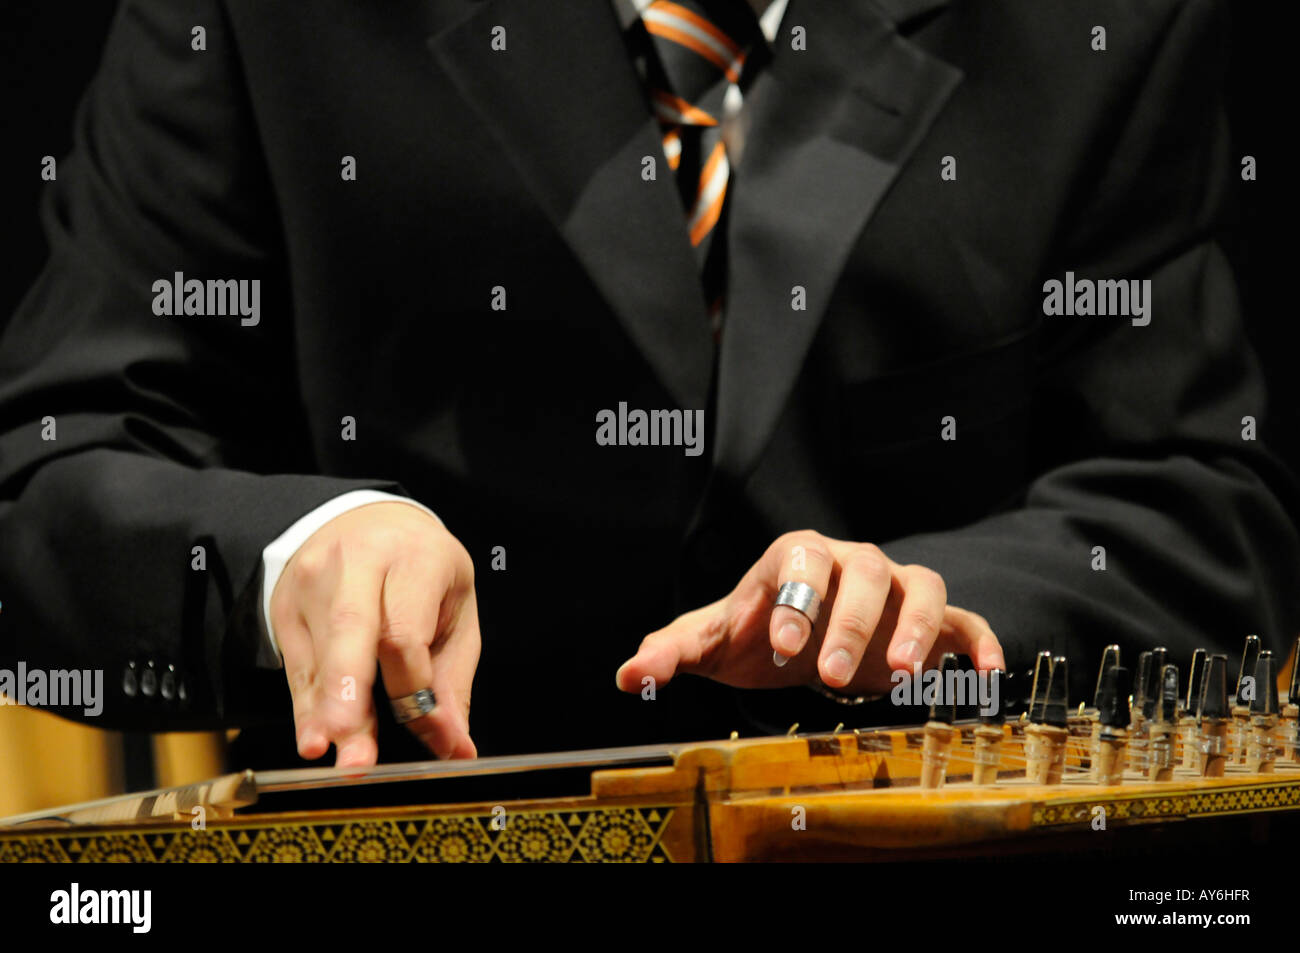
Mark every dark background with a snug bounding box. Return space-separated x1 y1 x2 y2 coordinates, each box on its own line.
2 0 1295 470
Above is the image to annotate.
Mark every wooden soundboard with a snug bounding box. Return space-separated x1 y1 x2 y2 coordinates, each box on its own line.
3 714 1297 862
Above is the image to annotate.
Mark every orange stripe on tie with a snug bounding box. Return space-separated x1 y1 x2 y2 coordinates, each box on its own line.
644 20 746 83
690 187 726 246
695 139 727 196
650 88 717 126
649 1 743 58
688 141 728 245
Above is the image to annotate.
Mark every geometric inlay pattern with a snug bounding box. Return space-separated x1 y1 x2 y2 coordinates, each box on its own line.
1031 780 1300 827
0 807 676 863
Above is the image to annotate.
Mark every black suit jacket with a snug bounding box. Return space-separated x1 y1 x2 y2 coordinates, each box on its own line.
1 0 1297 758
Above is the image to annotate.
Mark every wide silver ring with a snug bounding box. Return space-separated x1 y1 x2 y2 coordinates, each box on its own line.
390 688 437 725
775 581 821 625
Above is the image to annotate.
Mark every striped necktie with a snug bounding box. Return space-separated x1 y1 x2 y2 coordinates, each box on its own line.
634 0 764 337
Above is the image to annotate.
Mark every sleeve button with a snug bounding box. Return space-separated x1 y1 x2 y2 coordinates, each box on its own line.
140 661 158 698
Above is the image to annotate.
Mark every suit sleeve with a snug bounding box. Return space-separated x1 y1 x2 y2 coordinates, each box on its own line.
0 0 402 729
882 0 1300 699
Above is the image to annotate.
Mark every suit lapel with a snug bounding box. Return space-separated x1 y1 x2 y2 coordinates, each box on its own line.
713 0 962 477
428 0 714 411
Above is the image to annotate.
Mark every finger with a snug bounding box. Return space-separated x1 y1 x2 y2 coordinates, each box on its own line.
303 564 385 768
277 616 329 760
426 583 481 760
816 547 892 688
938 605 1005 671
884 565 947 671
376 559 447 754
764 533 835 662
616 603 720 691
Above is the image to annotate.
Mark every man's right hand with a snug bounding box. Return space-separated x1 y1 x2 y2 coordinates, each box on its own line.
268 502 480 767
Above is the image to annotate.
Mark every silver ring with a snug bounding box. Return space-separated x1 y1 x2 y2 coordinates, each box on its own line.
775 581 821 625
390 688 437 725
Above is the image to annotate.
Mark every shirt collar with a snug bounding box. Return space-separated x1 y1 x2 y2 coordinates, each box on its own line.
613 0 788 47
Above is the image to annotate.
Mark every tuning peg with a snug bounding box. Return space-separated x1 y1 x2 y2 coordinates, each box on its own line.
1285 636 1300 762
1156 664 1179 723
1094 665 1130 785
1185 649 1207 715
1235 634 1261 705
1029 657 1071 785
1088 645 1121 777
1097 665 1131 729
1182 649 1208 770
1199 653 1231 777
1092 645 1120 710
921 653 960 789
979 668 1006 726
1231 635 1261 763
1289 636 1300 705
929 652 958 725
1027 656 1070 785
1028 651 1053 723
1130 649 1157 772
973 669 1005 786
1250 650 1279 717
1200 653 1230 720
1149 664 1179 780
1044 656 1069 728
1131 651 1152 728
1247 651 1280 773
1141 647 1167 721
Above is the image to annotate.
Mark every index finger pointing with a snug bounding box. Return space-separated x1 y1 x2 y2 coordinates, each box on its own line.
940 606 1006 671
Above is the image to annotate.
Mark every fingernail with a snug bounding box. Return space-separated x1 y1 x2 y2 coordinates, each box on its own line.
772 649 789 668
899 640 923 665
777 621 803 653
824 648 852 683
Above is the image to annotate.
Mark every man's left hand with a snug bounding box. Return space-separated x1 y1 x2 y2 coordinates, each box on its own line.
616 531 1005 698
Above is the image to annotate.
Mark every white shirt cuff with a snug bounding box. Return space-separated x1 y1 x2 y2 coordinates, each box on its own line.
255 490 442 668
